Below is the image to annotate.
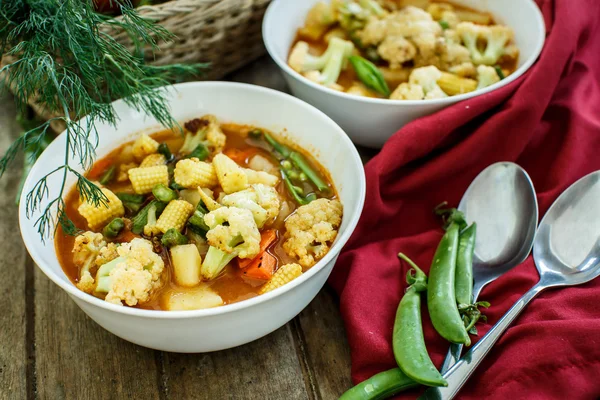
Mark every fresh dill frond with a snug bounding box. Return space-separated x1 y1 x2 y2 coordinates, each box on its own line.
0 0 208 240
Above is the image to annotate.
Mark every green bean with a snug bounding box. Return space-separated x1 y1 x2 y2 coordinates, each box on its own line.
289 151 330 193
102 218 125 238
264 132 291 158
161 228 189 247
152 183 177 203
455 223 477 306
157 143 172 160
99 165 116 185
394 253 447 387
116 192 146 214
339 368 418 400
187 202 210 236
439 20 450 30
494 65 505 79
188 143 209 161
281 168 313 205
264 133 330 193
427 223 471 345
348 55 391 97
131 200 166 234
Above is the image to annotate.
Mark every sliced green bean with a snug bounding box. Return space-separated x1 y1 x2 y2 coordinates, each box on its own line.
99 165 116 185
394 253 447 387
349 55 391 97
289 151 330 193
455 223 476 306
188 143 209 161
102 218 124 238
281 168 312 205
339 368 418 400
264 132 291 158
157 143 172 160
152 183 177 203
116 192 146 214
427 223 471 345
161 228 189 247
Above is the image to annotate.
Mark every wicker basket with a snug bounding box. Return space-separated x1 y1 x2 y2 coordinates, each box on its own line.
5 0 272 131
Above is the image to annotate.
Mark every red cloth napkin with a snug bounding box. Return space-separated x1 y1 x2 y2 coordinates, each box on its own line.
329 0 600 398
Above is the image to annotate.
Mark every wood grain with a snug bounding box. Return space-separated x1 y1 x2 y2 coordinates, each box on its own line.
162 325 308 400
0 97 28 400
34 270 163 400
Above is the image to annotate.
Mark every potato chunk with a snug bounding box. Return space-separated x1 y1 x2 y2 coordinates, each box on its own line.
164 285 224 311
170 244 202 287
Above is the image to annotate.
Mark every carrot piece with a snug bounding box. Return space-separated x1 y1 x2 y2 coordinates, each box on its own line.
240 253 276 280
87 157 115 179
224 148 258 165
238 229 277 268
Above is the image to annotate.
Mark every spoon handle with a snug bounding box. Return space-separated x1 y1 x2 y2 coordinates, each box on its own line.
440 280 487 372
420 282 546 400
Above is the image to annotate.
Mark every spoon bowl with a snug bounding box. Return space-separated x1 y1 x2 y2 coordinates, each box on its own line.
459 162 538 295
422 170 600 400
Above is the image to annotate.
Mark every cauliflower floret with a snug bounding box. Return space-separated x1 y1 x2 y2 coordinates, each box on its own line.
117 162 137 183
377 36 417 69
95 238 164 306
180 115 227 156
95 242 119 266
448 61 477 78
358 6 442 68
289 37 354 88
204 206 261 259
390 82 425 100
409 66 448 99
476 65 500 89
427 3 460 29
72 231 107 293
334 0 387 32
104 258 154 306
283 199 343 267
303 71 345 91
457 22 514 65
220 184 281 228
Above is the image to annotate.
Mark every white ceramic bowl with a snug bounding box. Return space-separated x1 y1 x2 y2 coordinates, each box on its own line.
263 0 546 148
19 82 366 352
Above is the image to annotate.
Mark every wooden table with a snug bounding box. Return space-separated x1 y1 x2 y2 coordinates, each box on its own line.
0 56 377 399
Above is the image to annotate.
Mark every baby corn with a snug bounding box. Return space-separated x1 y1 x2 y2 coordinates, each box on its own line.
128 165 169 194
155 200 194 233
259 263 303 294
78 188 125 230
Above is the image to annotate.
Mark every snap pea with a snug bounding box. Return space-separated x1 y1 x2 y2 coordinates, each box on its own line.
349 55 391 97
427 223 471 345
339 368 418 400
394 253 447 387
455 223 477 306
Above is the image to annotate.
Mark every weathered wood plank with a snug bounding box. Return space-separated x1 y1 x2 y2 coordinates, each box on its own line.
162 325 309 400
0 96 28 400
296 288 354 399
34 271 163 400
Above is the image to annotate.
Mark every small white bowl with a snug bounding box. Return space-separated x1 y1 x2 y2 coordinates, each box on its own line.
19 82 366 352
263 0 546 148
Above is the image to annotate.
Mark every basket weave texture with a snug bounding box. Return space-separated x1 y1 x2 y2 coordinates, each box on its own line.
4 0 272 131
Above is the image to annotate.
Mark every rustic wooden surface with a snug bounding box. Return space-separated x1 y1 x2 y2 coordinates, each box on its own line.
0 56 377 400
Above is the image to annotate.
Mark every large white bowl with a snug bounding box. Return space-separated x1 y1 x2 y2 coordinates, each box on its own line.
19 82 366 352
263 0 546 148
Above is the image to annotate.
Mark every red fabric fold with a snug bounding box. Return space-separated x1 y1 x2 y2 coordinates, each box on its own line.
329 0 600 398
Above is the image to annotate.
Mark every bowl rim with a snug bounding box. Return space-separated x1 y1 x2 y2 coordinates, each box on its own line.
18 81 367 319
263 0 546 106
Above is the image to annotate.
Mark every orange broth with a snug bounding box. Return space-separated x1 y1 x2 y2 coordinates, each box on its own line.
55 123 337 310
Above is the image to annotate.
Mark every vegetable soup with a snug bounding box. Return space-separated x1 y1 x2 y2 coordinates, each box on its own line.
55 116 342 310
288 0 519 100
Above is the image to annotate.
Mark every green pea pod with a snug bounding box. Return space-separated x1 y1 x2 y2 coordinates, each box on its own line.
394 254 447 387
339 368 418 400
349 55 390 97
427 223 471 345
455 223 477 306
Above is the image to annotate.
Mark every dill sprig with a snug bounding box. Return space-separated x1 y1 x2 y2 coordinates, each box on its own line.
0 0 207 240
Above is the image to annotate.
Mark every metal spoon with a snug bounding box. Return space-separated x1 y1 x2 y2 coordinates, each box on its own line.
421 170 600 400
441 162 539 372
